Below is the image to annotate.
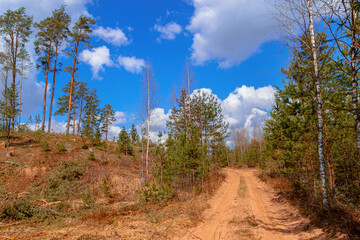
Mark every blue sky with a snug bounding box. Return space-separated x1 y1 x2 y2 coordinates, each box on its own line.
0 0 288 138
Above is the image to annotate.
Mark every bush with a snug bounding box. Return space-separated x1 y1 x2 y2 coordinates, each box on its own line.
82 144 89 149
137 183 173 204
57 143 67 152
57 161 85 181
41 142 50 152
0 196 36 220
80 187 95 209
88 152 95 161
99 179 112 198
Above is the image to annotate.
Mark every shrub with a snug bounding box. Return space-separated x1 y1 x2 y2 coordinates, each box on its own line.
137 183 173 204
57 143 67 152
80 187 95 209
99 179 112 198
57 161 85 181
82 144 89 149
88 152 95 161
41 142 50 152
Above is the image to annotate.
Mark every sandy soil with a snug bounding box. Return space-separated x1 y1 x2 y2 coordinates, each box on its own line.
177 168 345 240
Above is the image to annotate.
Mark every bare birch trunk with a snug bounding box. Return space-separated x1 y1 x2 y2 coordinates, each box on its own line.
307 0 330 213
145 71 150 181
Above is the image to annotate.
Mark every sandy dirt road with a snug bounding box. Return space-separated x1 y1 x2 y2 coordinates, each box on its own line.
178 168 343 240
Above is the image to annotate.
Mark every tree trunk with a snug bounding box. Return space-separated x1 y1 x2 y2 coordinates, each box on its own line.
350 6 360 154
67 40 79 134
321 94 336 196
307 0 330 213
18 59 24 129
78 94 84 134
105 117 108 141
145 71 150 181
42 32 53 131
11 33 19 131
73 105 76 135
48 39 59 133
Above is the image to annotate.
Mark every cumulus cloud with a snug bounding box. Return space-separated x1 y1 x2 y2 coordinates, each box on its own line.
222 85 276 127
149 108 170 132
108 125 121 141
93 26 130 46
79 46 113 79
187 0 277 68
114 111 127 125
153 22 182 41
117 56 145 74
0 0 91 23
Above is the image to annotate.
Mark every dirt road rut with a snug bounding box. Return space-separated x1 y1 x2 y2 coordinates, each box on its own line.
178 168 342 240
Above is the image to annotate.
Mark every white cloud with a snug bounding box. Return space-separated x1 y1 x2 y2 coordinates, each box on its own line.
93 26 130 47
150 108 170 132
79 46 113 80
114 111 127 125
222 85 276 127
117 56 145 74
187 0 277 68
108 125 121 141
154 22 182 41
140 108 170 143
0 0 91 23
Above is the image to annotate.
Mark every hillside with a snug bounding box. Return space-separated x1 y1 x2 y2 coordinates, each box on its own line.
0 132 222 240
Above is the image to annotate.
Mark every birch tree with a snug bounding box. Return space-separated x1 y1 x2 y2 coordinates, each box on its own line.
273 0 330 212
317 0 360 155
140 64 158 181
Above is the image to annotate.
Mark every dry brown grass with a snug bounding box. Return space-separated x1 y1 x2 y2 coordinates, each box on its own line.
0 132 225 240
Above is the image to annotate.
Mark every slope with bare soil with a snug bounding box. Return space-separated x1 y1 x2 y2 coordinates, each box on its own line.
177 168 345 240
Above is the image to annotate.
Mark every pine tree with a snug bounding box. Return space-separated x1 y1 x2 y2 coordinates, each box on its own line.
55 80 89 133
81 89 100 146
17 47 31 130
48 6 70 133
165 89 229 191
65 15 95 134
129 123 139 145
0 85 19 143
118 126 133 155
0 7 33 131
100 103 116 141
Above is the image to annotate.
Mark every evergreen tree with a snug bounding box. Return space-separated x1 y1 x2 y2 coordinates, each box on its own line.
65 15 95 134
153 131 169 186
129 123 139 145
34 7 60 131
55 80 88 133
0 85 19 142
100 103 116 141
117 126 133 155
47 6 70 133
17 47 31 130
0 7 33 131
165 89 228 191
81 89 100 146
